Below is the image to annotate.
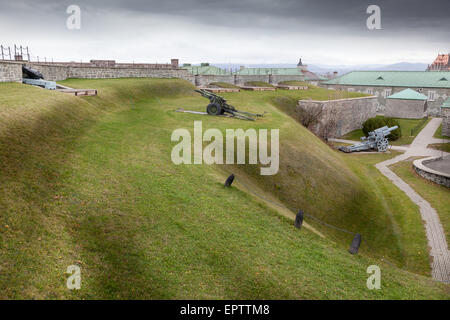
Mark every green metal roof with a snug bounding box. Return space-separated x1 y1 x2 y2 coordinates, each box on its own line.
234 68 303 76
442 97 450 108
181 65 230 75
323 71 450 88
387 88 427 100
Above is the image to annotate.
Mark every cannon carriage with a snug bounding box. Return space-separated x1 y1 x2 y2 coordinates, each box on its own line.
339 126 398 153
194 89 263 121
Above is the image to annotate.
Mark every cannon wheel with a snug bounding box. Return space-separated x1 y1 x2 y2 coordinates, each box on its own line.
377 138 389 152
207 103 222 115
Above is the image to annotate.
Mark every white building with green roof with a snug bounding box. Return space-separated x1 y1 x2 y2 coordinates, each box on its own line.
385 88 428 118
322 71 450 116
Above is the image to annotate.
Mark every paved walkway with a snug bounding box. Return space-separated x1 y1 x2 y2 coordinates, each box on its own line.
376 118 450 283
332 118 450 282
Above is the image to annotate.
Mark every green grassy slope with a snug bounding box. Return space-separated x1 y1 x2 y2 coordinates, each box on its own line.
0 79 447 299
224 90 430 275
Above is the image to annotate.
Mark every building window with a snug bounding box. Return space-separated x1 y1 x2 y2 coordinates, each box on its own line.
428 91 436 101
347 88 355 92
366 88 373 95
383 89 392 99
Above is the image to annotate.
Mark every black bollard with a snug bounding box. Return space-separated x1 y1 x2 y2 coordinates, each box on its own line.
294 210 304 229
224 174 235 187
348 233 361 254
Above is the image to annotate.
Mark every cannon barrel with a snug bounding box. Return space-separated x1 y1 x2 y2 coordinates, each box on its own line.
369 125 398 137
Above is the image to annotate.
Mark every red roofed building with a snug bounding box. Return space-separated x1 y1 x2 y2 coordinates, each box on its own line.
427 53 450 71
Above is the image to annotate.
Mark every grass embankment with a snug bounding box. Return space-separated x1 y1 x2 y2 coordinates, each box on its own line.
433 124 449 139
244 81 274 87
342 116 431 146
0 79 447 299
390 159 450 247
209 82 240 89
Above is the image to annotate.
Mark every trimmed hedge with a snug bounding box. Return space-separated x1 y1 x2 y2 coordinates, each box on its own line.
362 116 402 141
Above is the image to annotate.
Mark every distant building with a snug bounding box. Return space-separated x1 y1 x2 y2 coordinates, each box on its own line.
427 54 450 71
322 71 450 116
181 59 326 86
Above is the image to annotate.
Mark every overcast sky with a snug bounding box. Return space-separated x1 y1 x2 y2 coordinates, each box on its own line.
0 0 449 65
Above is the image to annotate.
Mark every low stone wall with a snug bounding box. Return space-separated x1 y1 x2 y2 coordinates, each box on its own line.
271 75 305 85
0 61 22 82
0 61 195 83
65 65 193 82
413 157 450 188
25 63 69 81
385 99 427 119
234 74 271 85
297 96 378 138
194 74 235 86
442 107 450 137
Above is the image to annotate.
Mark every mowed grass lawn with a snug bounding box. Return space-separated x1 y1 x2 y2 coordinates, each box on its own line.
390 159 450 247
427 143 450 153
0 79 447 299
434 124 449 139
342 117 431 146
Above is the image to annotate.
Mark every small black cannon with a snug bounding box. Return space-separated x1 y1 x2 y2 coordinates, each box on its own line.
195 89 263 121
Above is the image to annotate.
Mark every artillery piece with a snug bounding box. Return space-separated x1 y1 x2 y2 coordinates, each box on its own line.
339 125 398 153
195 89 263 121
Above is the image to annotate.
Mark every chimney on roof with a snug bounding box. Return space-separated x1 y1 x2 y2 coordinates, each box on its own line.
171 59 179 68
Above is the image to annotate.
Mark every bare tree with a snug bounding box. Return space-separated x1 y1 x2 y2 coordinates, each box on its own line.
296 103 324 128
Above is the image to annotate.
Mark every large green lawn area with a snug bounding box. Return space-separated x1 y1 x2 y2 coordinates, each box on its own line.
0 79 447 299
341 116 431 146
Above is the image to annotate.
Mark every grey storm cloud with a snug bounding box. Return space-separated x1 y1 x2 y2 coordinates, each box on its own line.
2 0 450 32
0 0 449 64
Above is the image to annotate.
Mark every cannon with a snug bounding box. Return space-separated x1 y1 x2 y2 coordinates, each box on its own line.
195 89 263 121
22 66 56 90
339 125 398 153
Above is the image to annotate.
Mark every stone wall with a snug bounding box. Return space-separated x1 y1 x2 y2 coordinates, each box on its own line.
0 61 22 82
320 83 449 117
385 99 427 119
413 157 450 188
194 75 235 86
25 63 69 81
442 107 450 137
271 75 305 85
297 96 378 138
235 74 272 85
66 65 193 82
24 62 194 83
